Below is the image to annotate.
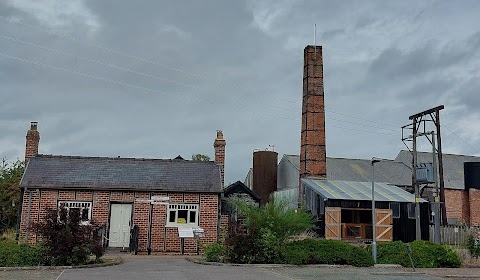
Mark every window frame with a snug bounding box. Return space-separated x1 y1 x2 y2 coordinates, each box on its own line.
407 203 415 219
389 202 400 218
58 201 92 223
166 203 199 227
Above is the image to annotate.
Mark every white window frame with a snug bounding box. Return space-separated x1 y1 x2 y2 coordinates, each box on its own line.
58 201 92 223
166 204 199 227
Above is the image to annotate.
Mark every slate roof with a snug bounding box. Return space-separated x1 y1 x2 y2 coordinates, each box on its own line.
283 155 412 186
223 181 261 202
20 155 222 192
395 150 480 190
302 178 425 203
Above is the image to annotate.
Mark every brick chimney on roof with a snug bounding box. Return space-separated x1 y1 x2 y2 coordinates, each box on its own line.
25 122 40 162
300 46 326 201
213 130 226 187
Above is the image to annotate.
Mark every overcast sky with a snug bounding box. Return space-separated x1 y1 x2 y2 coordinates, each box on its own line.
1 0 479 185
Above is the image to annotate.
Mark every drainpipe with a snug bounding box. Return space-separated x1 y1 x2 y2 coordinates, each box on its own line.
15 188 25 241
24 188 33 242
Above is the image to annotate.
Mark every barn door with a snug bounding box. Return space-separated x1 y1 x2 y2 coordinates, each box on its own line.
325 207 341 240
375 209 393 241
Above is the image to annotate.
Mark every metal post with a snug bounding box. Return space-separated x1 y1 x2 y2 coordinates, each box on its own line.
412 118 421 240
431 132 441 244
371 158 381 263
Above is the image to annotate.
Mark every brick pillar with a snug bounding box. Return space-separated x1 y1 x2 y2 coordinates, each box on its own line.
300 46 326 203
25 122 40 162
213 130 226 187
469 188 480 226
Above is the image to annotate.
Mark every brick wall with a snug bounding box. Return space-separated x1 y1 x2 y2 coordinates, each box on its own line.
300 45 326 202
444 189 470 224
469 188 480 226
19 189 220 253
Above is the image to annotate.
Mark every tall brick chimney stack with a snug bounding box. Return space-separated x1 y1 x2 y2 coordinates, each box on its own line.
25 121 40 162
213 130 226 187
300 46 327 200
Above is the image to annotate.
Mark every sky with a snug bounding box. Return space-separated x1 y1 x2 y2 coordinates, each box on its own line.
1 0 480 185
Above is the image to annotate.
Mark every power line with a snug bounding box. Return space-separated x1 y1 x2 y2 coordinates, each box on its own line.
0 15 405 132
0 33 299 112
443 125 480 154
0 15 298 104
0 34 399 133
0 51 398 137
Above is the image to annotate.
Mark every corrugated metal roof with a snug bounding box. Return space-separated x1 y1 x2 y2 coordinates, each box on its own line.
20 154 222 192
302 178 425 203
284 155 411 186
395 150 480 190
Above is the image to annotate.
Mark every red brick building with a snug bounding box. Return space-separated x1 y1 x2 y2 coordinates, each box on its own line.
18 123 226 254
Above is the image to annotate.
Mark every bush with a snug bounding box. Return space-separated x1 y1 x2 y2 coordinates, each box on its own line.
466 234 480 259
0 239 43 267
282 239 374 267
33 206 105 266
374 240 461 268
203 243 224 262
221 196 314 264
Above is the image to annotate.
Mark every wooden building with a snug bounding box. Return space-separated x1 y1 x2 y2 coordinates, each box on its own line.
302 178 429 242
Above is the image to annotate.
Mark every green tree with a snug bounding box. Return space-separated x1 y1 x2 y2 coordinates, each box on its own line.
0 159 24 232
191 154 211 161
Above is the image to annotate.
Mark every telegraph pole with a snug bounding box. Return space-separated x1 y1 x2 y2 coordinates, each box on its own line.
403 105 445 240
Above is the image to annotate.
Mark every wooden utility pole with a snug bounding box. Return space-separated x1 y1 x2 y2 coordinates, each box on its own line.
406 105 446 229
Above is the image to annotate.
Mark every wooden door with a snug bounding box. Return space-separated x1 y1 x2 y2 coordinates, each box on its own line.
375 209 393 241
325 207 341 240
108 204 132 248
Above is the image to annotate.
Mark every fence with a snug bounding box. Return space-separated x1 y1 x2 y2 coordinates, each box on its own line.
430 225 480 247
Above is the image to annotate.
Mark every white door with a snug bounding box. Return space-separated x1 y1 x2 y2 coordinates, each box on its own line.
108 204 132 248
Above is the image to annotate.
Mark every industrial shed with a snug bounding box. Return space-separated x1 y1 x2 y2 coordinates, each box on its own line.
302 178 429 243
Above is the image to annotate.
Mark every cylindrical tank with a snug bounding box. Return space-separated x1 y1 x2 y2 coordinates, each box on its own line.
253 150 278 205
464 162 480 190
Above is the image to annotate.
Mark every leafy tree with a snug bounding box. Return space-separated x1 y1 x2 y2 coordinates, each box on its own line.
0 159 24 232
191 154 211 161
33 206 104 266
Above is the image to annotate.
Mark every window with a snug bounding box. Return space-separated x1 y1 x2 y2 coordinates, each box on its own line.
407 203 415 219
58 201 92 222
389 202 400 218
167 204 199 227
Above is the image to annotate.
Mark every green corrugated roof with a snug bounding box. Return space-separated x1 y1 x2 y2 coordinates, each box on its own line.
302 178 426 203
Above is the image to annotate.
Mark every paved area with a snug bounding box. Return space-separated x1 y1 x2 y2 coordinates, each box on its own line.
2 254 480 280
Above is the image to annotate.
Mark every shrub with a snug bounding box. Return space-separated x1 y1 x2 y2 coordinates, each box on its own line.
0 239 43 267
282 239 374 267
466 234 480 259
33 206 105 266
203 242 224 262
374 240 461 268
222 196 314 264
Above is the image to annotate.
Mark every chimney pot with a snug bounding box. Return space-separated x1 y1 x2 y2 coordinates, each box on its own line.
30 121 38 130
